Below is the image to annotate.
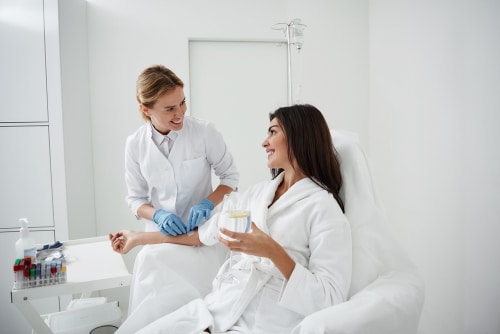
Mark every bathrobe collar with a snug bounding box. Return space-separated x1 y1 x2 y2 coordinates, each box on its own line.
260 173 324 232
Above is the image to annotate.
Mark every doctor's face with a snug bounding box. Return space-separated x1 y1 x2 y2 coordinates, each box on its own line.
262 118 291 170
141 85 187 134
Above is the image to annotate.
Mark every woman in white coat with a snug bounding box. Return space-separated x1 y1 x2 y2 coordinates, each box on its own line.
111 104 352 333
121 65 239 329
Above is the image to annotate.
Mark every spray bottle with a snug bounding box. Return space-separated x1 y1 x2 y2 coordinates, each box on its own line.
15 218 37 263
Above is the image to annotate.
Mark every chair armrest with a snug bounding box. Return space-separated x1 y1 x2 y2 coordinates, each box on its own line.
291 271 425 334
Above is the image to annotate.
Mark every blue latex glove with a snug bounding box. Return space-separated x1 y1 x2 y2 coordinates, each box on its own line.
187 198 214 231
152 209 187 236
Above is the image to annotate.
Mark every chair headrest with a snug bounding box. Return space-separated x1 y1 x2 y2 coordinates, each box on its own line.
331 129 416 296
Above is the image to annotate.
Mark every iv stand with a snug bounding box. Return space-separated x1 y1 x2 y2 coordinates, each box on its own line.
273 19 306 106
285 23 293 105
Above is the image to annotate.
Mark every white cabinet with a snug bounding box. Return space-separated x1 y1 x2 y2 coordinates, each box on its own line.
0 126 54 228
0 0 48 122
0 0 92 332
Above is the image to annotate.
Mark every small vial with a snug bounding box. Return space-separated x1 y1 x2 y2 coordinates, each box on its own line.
18 260 24 285
13 259 21 289
45 262 51 285
41 262 47 286
19 259 25 289
30 264 36 287
56 261 62 284
23 266 30 289
61 260 67 283
50 262 57 284
36 263 41 286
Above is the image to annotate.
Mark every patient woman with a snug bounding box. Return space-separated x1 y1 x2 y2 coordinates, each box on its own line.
110 104 352 333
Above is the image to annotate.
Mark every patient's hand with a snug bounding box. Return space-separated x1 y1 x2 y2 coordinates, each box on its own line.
218 222 295 279
109 230 139 254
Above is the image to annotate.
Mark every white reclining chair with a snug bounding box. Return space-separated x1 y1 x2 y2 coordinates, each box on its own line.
118 129 425 334
292 130 425 334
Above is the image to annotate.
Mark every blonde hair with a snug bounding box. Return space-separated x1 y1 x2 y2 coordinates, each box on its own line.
136 65 184 121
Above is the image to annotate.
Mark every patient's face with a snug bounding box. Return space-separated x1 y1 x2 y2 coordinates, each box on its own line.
262 118 289 170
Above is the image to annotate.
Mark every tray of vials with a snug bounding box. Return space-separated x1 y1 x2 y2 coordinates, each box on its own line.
13 241 68 289
13 257 67 289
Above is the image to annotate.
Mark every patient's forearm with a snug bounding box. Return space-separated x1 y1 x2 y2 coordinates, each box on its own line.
110 229 203 254
140 230 202 247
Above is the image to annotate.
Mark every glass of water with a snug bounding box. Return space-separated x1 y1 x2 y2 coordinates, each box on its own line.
218 192 251 241
217 192 251 283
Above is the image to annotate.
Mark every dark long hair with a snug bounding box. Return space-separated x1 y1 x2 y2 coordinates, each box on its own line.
269 104 344 212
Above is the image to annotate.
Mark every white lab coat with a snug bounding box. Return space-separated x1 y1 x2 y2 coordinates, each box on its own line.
125 116 239 231
120 117 238 332
134 173 352 334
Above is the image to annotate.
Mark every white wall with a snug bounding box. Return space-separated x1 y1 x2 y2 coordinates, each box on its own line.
369 1 500 333
58 0 96 239
189 40 288 192
288 0 369 140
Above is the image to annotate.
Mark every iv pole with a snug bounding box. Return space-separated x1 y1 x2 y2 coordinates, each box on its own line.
273 19 306 106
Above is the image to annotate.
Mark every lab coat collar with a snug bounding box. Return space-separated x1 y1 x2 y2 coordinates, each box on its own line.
149 123 179 145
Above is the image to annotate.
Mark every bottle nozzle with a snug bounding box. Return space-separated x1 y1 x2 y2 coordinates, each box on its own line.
19 218 29 229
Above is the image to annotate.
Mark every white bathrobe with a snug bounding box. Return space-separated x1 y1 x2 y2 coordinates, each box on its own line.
135 173 352 334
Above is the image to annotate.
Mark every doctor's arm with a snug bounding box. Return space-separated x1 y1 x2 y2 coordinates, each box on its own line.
136 203 155 220
206 184 234 207
204 122 240 208
188 184 235 230
109 230 202 254
187 123 240 230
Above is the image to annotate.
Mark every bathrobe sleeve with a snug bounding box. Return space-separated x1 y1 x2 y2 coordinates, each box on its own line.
197 212 221 246
278 196 352 316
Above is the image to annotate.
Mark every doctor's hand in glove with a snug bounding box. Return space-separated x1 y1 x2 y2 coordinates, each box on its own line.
153 209 187 236
187 198 214 231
